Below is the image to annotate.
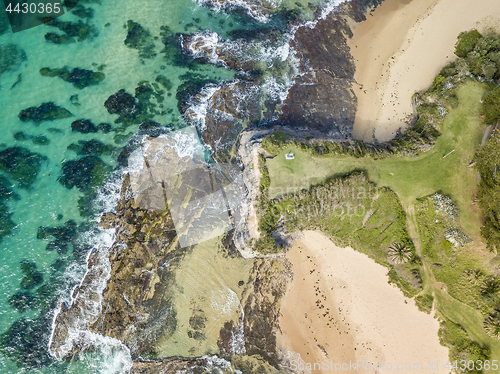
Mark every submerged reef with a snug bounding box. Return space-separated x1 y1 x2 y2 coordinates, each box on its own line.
18 102 73 124
104 89 137 119
0 44 26 77
44 18 98 44
32 135 50 145
37 220 79 255
71 119 99 133
0 176 18 242
58 155 109 191
40 66 105 89
67 139 115 156
0 147 45 187
18 260 44 290
124 20 157 59
71 3 95 19
104 83 168 127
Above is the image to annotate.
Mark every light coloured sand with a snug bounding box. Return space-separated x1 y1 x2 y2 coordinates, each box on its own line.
277 231 449 374
349 0 500 142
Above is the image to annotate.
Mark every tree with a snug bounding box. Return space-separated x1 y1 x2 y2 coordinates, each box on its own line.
387 242 412 264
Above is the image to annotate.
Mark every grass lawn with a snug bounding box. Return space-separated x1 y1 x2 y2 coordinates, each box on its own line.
434 289 500 365
266 83 487 236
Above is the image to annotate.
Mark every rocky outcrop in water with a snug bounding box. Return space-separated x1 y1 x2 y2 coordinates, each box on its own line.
278 0 384 138
89 184 180 354
180 0 384 162
49 171 181 358
238 258 291 367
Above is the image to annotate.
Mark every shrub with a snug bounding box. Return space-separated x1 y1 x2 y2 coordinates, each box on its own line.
481 87 500 125
455 30 483 58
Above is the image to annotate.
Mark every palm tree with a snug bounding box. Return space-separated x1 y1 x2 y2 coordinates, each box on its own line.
463 269 483 285
387 242 412 264
484 309 500 339
480 277 499 295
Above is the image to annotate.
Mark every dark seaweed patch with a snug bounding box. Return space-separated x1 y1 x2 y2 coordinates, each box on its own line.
67 139 114 156
58 155 109 191
0 176 19 201
104 84 166 127
71 119 98 133
18 102 73 125
43 18 98 44
48 128 64 134
0 147 45 187
0 44 26 77
77 191 97 218
71 4 94 19
13 131 29 140
155 75 173 91
44 33 75 44
124 20 157 59
32 135 50 146
98 123 112 133
0 176 17 242
0 316 53 369
104 89 137 118
40 66 105 89
0 202 15 242
37 220 78 255
8 292 36 313
19 260 43 290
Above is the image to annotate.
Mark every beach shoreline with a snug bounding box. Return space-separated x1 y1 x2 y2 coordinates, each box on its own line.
349 0 500 142
277 231 449 374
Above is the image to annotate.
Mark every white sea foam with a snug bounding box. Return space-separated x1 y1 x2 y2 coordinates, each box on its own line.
185 30 294 69
182 31 222 65
195 0 280 22
184 83 222 131
229 310 246 355
183 28 301 131
210 286 241 317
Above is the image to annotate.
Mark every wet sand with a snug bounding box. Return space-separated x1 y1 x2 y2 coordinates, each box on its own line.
277 231 449 374
349 0 500 142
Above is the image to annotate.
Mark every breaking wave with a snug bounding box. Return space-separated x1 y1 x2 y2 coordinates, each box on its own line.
194 0 281 22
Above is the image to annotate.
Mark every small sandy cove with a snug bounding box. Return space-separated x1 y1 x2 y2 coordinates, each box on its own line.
277 231 449 374
349 0 500 142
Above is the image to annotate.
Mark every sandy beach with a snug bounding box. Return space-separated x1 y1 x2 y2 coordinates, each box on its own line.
277 231 449 374
349 0 500 142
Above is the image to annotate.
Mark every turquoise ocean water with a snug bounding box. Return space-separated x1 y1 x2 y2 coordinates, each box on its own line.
0 0 329 372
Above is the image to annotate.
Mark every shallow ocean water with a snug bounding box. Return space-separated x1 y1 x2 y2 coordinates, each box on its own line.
0 0 335 372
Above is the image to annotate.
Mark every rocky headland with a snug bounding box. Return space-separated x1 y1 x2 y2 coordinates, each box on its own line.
49 0 390 371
